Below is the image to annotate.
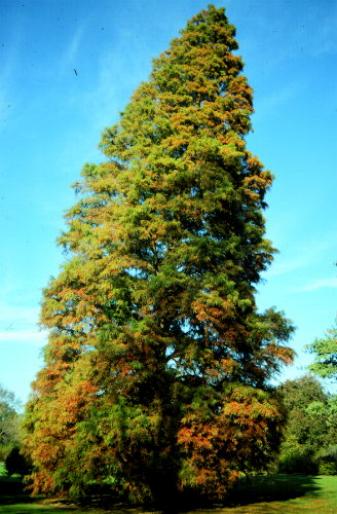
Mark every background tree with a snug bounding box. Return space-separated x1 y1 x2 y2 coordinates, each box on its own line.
5 447 31 477
24 5 293 505
277 375 337 475
308 324 337 380
0 385 20 462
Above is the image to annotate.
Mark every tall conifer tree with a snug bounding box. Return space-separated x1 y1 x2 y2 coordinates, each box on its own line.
24 5 294 504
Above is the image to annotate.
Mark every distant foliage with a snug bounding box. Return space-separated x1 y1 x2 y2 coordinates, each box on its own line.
0 385 20 461
308 325 337 380
278 375 337 475
23 5 293 505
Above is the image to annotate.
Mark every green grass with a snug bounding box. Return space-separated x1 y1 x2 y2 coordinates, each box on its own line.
195 475 337 513
0 475 337 513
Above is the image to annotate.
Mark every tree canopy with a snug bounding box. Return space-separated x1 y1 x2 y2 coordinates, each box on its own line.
277 375 337 475
0 385 20 461
308 325 337 380
24 5 294 506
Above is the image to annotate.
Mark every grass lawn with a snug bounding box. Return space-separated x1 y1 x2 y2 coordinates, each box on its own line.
0 474 336 513
198 475 337 513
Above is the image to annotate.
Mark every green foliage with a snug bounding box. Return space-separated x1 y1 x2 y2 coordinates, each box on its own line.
308 324 337 379
277 375 337 475
316 445 337 475
0 385 20 461
279 374 327 412
24 5 293 505
278 438 318 474
0 462 6 477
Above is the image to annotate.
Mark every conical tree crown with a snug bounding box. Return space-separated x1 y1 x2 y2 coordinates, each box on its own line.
24 5 293 504
55 5 283 384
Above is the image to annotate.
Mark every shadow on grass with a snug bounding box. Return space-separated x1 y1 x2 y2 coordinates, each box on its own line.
0 476 55 510
0 477 149 513
0 474 27 501
0 474 322 513
227 474 320 507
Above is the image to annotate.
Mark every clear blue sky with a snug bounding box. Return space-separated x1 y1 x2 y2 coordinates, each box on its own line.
0 0 336 403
